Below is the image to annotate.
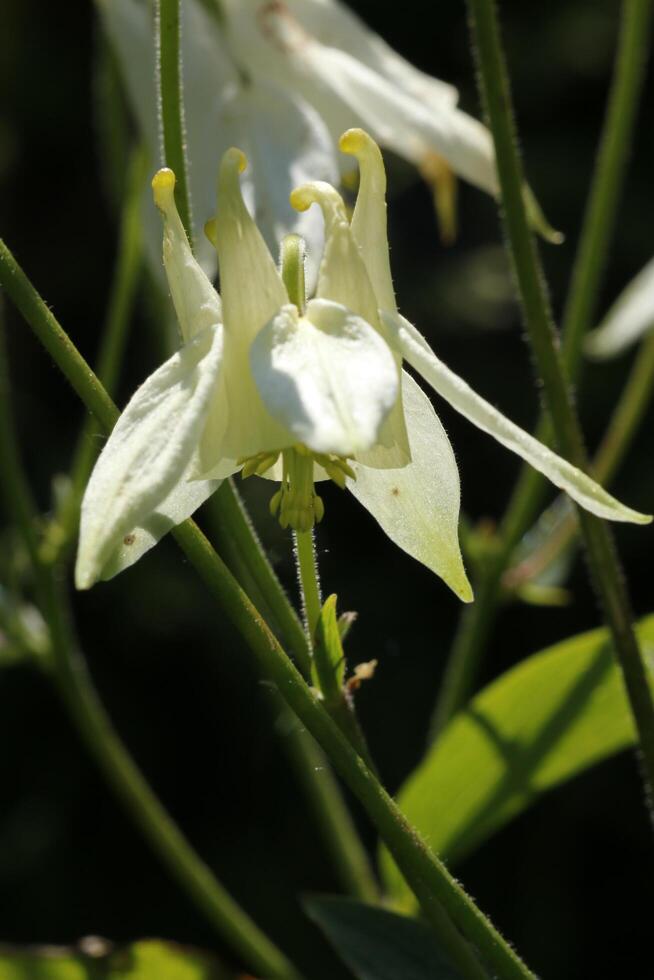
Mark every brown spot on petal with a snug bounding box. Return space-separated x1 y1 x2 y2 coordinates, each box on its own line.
391 487 400 497
123 534 136 546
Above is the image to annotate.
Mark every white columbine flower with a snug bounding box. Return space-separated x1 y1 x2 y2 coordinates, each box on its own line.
98 0 499 289
75 130 649 601
585 256 654 359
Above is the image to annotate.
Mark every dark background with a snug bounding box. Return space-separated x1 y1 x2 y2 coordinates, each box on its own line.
1 1 654 977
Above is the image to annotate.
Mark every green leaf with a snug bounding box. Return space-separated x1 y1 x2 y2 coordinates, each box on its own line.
304 895 464 979
380 615 654 910
313 593 346 701
0 938 229 980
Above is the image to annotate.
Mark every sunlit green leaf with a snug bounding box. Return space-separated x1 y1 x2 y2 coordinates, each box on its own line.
304 895 464 979
380 616 654 910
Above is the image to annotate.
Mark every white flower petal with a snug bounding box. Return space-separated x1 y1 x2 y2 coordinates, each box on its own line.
585 256 654 359
279 0 458 109
348 372 472 601
76 324 224 589
238 4 496 193
250 299 398 456
213 148 295 459
152 169 223 342
292 179 410 463
216 81 338 295
384 310 651 525
98 457 223 581
340 127 396 312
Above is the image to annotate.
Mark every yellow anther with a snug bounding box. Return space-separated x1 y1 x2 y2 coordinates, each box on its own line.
241 457 261 479
204 218 218 248
255 452 279 476
269 488 283 517
152 168 176 211
324 463 346 490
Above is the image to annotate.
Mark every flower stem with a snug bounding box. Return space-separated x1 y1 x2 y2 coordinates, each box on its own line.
156 0 193 237
210 489 379 902
561 0 654 375
0 316 301 980
433 0 653 732
294 529 322 640
3 241 533 980
466 0 654 801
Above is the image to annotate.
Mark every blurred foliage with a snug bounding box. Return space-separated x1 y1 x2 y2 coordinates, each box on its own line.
1 1 653 978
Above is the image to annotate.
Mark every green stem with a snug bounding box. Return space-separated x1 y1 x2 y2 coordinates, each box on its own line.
2 241 533 980
294 529 322 640
0 319 300 980
156 0 193 237
208 481 311 674
209 486 379 902
433 0 653 731
467 0 654 800
507 329 654 589
561 0 654 375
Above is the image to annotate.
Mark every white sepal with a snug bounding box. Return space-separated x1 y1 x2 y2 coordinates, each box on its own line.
99 458 222 581
384 310 651 525
76 324 224 589
250 299 398 457
585 256 654 359
348 372 472 602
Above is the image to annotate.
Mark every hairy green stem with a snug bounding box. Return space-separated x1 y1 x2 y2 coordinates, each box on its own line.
434 0 652 731
2 241 534 980
561 0 653 375
507 329 654 588
294 529 322 640
0 317 300 980
209 487 379 902
156 0 192 236
208 482 311 673
466 0 654 800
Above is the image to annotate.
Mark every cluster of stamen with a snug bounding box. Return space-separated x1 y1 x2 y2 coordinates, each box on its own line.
238 445 356 532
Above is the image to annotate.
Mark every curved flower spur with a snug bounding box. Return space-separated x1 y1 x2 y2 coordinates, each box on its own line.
75 131 650 600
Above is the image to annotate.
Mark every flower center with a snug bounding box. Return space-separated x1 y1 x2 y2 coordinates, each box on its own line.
238 445 356 532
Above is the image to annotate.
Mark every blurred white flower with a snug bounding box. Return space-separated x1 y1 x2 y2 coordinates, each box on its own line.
585 256 654 359
98 0 501 288
75 131 648 600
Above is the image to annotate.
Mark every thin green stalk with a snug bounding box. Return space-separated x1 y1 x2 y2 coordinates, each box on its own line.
467 0 654 800
209 486 379 902
561 0 653 375
207 481 311 674
294 529 322 640
156 0 192 236
2 241 534 980
0 319 300 980
42 147 146 565
433 0 652 731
